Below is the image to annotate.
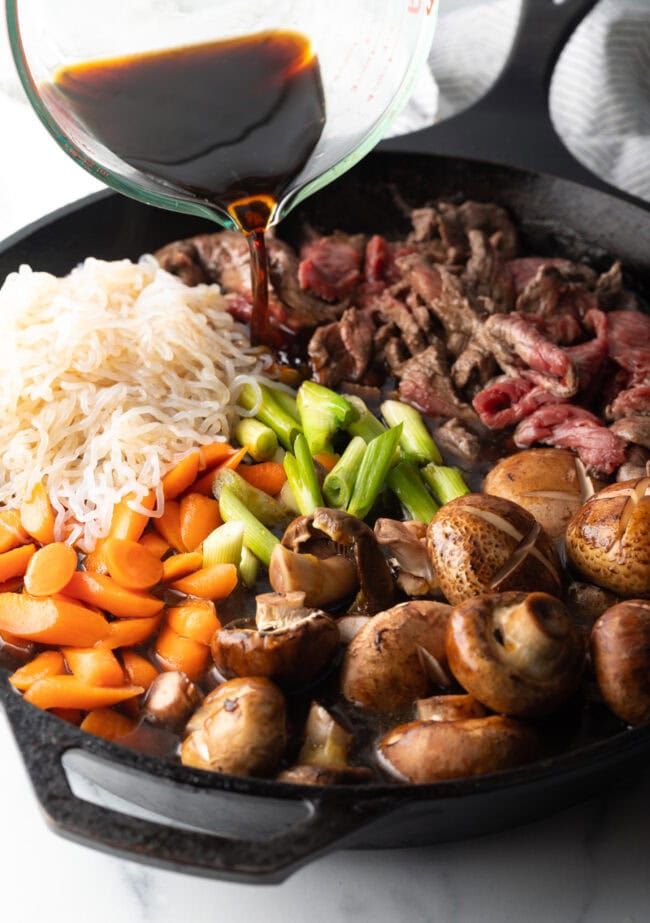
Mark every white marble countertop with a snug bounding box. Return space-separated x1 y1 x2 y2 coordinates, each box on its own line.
2 8 650 923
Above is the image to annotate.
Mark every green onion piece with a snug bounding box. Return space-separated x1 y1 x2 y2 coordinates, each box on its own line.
212 468 290 528
323 436 367 509
218 486 279 568
238 383 301 450
346 396 386 443
234 418 278 462
422 464 470 505
380 400 443 465
386 460 439 523
267 386 301 423
202 521 244 569
283 434 324 515
239 546 260 588
296 381 356 455
347 424 403 520
279 478 301 514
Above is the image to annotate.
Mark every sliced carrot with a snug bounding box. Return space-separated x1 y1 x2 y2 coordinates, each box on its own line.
83 544 110 575
23 541 78 597
0 543 36 583
170 562 238 600
238 461 287 496
10 651 67 691
313 452 340 473
162 451 201 501
162 551 203 583
0 510 30 554
51 708 83 724
154 624 209 680
20 483 56 545
0 628 34 656
64 647 125 687
108 490 157 543
81 708 136 741
198 442 235 470
191 446 249 496
102 537 164 591
121 650 159 691
166 600 221 646
24 675 143 711
153 500 186 552
63 571 164 618
0 577 24 593
0 593 108 646
96 614 162 650
139 531 170 559
179 494 222 551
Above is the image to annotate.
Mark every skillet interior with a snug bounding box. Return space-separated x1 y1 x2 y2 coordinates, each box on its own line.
1 150 650 881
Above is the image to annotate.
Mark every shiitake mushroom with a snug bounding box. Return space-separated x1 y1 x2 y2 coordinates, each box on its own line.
427 493 562 605
566 477 650 597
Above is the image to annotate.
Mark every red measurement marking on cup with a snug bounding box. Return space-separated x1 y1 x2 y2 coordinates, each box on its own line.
407 0 435 13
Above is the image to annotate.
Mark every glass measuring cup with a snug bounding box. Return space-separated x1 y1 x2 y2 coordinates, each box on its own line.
6 0 438 341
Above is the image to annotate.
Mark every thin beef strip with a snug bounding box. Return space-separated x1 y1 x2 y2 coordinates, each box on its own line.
298 233 364 302
437 201 519 263
308 307 375 388
473 376 564 429
508 257 597 298
596 262 638 311
479 312 578 398
462 229 515 314
398 342 477 422
514 404 627 475
606 384 650 421
433 418 481 464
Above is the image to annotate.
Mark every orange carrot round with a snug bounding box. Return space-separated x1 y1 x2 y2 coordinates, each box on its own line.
64 571 164 618
20 483 56 545
23 541 78 596
0 510 30 554
238 462 288 496
0 543 36 583
96 613 163 650
0 593 108 646
80 708 136 741
166 600 221 646
24 675 143 710
9 650 67 691
63 646 125 687
161 551 203 584
198 442 235 471
154 624 209 680
169 562 238 600
162 451 201 500
102 537 164 591
138 530 170 559
179 493 222 551
153 499 186 552
109 490 156 542
190 446 249 496
121 650 159 691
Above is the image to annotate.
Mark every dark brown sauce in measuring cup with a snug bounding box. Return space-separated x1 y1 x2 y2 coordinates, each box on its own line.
53 31 326 344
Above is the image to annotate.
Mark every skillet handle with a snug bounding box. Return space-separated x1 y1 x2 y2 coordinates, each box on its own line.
1 684 397 883
383 0 635 198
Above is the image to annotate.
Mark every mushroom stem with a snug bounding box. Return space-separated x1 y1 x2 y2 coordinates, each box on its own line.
269 544 359 608
492 593 568 680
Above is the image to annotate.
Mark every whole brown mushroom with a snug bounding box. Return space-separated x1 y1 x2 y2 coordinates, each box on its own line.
142 671 203 730
427 493 562 605
446 591 584 718
591 599 650 726
415 693 488 722
378 715 539 783
210 591 339 688
340 599 451 711
180 676 286 776
566 477 650 597
483 448 599 539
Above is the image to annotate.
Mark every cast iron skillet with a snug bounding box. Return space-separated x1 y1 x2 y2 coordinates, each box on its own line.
1 0 650 883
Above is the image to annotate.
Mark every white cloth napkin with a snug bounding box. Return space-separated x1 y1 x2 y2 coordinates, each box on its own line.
392 0 650 203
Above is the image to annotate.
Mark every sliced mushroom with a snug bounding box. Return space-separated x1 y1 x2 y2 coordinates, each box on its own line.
416 693 488 722
142 671 203 729
210 592 339 688
341 599 452 711
374 518 439 596
273 508 394 613
378 716 539 782
276 765 373 784
181 677 286 776
483 448 601 540
446 591 584 718
427 493 562 605
566 477 650 597
591 600 650 725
